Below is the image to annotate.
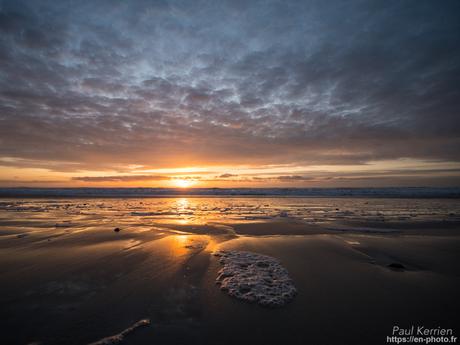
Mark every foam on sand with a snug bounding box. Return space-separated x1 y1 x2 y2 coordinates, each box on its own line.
87 319 150 345
214 250 296 307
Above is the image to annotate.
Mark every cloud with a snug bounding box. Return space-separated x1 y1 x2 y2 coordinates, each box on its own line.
72 175 169 182
0 0 459 186
71 174 202 182
276 175 314 181
218 173 238 178
0 179 63 184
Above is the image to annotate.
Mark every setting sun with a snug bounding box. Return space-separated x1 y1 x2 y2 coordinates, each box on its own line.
173 179 196 188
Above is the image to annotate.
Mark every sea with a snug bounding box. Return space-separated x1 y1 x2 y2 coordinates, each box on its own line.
0 187 459 198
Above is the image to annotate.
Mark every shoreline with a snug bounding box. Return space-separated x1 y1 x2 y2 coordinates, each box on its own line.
1 187 460 199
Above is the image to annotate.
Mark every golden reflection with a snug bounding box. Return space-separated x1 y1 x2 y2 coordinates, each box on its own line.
169 235 189 256
204 237 220 253
175 235 188 244
175 198 191 224
167 234 211 256
176 198 189 210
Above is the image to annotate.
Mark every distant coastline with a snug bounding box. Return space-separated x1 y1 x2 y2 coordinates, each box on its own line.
0 187 459 198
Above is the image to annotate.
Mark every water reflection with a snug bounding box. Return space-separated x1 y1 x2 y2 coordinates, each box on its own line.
0 197 459 239
176 198 189 212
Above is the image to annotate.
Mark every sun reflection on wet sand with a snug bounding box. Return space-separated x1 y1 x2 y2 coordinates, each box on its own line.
176 198 189 210
168 235 189 257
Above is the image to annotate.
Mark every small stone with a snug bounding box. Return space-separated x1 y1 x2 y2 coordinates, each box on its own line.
387 262 405 270
114 227 121 232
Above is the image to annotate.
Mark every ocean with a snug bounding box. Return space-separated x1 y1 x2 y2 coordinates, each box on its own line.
1 187 459 198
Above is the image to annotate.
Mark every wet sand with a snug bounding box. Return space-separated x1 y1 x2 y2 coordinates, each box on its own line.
0 198 459 344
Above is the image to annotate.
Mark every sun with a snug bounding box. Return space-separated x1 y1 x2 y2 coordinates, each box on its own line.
173 179 196 188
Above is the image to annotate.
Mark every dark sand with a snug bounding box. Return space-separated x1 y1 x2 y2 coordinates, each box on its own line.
0 198 459 345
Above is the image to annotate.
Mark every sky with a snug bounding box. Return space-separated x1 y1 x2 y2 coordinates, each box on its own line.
0 0 459 188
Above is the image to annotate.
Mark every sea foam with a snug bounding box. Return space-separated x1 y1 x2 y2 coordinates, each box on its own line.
214 250 296 307
87 319 150 345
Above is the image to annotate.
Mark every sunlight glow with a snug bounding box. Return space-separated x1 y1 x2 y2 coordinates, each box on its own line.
173 179 196 188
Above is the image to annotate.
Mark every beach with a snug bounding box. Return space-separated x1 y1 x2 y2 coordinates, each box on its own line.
0 197 459 345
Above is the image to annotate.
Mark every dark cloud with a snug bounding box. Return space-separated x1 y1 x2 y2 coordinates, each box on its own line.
0 0 459 183
218 173 238 178
203 167 460 184
72 175 168 182
277 175 313 181
72 174 203 182
0 179 62 184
